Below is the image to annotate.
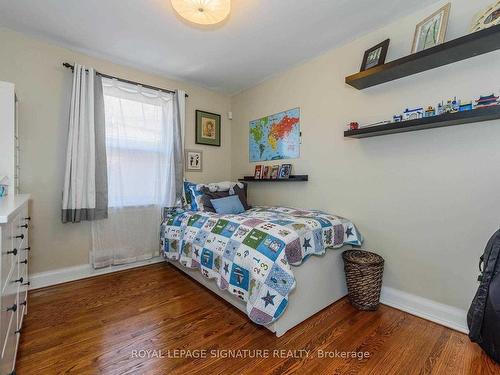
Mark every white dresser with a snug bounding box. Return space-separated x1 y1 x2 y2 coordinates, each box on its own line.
1 81 29 374
0 195 30 375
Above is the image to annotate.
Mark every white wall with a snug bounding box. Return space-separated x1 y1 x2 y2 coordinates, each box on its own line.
0 29 232 274
231 0 500 310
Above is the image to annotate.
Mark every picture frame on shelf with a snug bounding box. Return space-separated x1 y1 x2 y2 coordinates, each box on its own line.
360 39 390 71
278 164 292 179
411 3 451 53
470 1 500 33
270 165 280 179
262 166 270 179
254 165 263 179
185 150 203 172
196 110 221 146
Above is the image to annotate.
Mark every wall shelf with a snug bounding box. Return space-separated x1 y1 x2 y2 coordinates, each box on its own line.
239 175 308 182
344 105 500 138
345 25 500 90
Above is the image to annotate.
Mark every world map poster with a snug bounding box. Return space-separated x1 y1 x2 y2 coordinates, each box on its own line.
249 108 300 162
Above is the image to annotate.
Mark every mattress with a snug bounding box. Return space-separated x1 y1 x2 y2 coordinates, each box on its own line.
160 206 362 325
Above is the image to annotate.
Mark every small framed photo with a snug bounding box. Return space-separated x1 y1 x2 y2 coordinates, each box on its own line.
254 165 263 179
270 165 280 179
196 110 221 146
278 164 292 179
411 3 451 53
262 166 270 179
471 1 500 33
185 150 203 172
360 39 390 71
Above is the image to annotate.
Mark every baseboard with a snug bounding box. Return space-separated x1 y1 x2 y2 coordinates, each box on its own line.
380 286 468 334
29 257 165 289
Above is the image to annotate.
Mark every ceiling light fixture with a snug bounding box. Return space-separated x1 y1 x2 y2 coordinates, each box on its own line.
171 0 231 25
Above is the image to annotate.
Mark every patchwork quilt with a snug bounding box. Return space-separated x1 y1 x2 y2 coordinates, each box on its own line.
160 206 362 325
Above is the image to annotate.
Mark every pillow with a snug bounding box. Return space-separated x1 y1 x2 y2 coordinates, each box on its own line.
183 181 195 206
201 184 250 213
211 195 245 215
183 181 204 211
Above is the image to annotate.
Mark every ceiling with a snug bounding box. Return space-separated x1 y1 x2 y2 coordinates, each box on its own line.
0 0 439 95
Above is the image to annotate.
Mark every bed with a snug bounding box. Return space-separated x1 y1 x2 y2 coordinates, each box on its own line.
160 206 362 337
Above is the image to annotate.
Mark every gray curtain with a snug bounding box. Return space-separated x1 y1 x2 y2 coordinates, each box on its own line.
173 90 186 206
62 64 108 223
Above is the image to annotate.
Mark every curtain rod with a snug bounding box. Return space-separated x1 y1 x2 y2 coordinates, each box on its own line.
62 63 188 98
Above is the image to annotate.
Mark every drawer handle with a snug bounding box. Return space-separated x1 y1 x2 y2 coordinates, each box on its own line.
23 246 31 251
7 248 17 256
19 224 28 229
20 259 28 264
7 303 17 312
14 277 23 284
24 216 31 221
22 281 30 286
20 300 27 307
15 234 24 240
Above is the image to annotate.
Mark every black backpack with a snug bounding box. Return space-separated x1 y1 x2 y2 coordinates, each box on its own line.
467 229 500 363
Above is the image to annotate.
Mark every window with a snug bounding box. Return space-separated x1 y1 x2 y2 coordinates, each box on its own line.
102 78 174 207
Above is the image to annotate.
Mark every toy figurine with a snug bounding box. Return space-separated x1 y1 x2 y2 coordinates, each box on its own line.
403 108 424 121
444 100 454 113
459 101 473 112
437 102 444 115
451 97 461 112
393 114 403 122
475 94 499 108
349 122 359 130
424 106 435 117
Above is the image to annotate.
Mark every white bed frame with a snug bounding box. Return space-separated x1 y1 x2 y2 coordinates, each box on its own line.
167 246 350 337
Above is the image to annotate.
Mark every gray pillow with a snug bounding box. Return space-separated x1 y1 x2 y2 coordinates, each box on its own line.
201 185 250 213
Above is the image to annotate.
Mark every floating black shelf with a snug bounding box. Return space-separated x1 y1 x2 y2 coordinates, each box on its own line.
344 105 500 138
346 25 500 90
239 175 308 182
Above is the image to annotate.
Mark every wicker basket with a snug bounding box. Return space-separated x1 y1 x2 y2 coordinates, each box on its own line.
342 249 384 311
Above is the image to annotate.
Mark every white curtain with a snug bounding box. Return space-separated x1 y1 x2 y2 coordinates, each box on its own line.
62 64 108 223
91 78 185 268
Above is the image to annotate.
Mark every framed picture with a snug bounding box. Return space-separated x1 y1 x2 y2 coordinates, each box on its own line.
196 110 221 146
262 166 270 179
471 1 500 33
254 165 263 179
278 164 292 179
185 150 203 172
270 165 280 179
360 39 390 71
411 3 451 53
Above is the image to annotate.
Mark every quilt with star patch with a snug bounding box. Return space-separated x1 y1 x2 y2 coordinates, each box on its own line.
160 206 362 326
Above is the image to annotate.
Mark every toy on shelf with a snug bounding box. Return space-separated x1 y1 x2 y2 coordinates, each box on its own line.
437 102 444 115
362 120 391 128
354 92 499 132
393 114 403 122
444 97 460 113
475 94 499 108
459 101 473 112
424 106 436 117
403 107 424 121
0 176 8 198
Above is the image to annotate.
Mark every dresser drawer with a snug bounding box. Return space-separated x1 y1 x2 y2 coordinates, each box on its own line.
1 224 15 293
17 289 27 332
0 268 19 353
11 213 26 255
0 297 19 375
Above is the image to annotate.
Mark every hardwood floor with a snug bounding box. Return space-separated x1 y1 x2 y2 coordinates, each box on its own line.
17 263 499 374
